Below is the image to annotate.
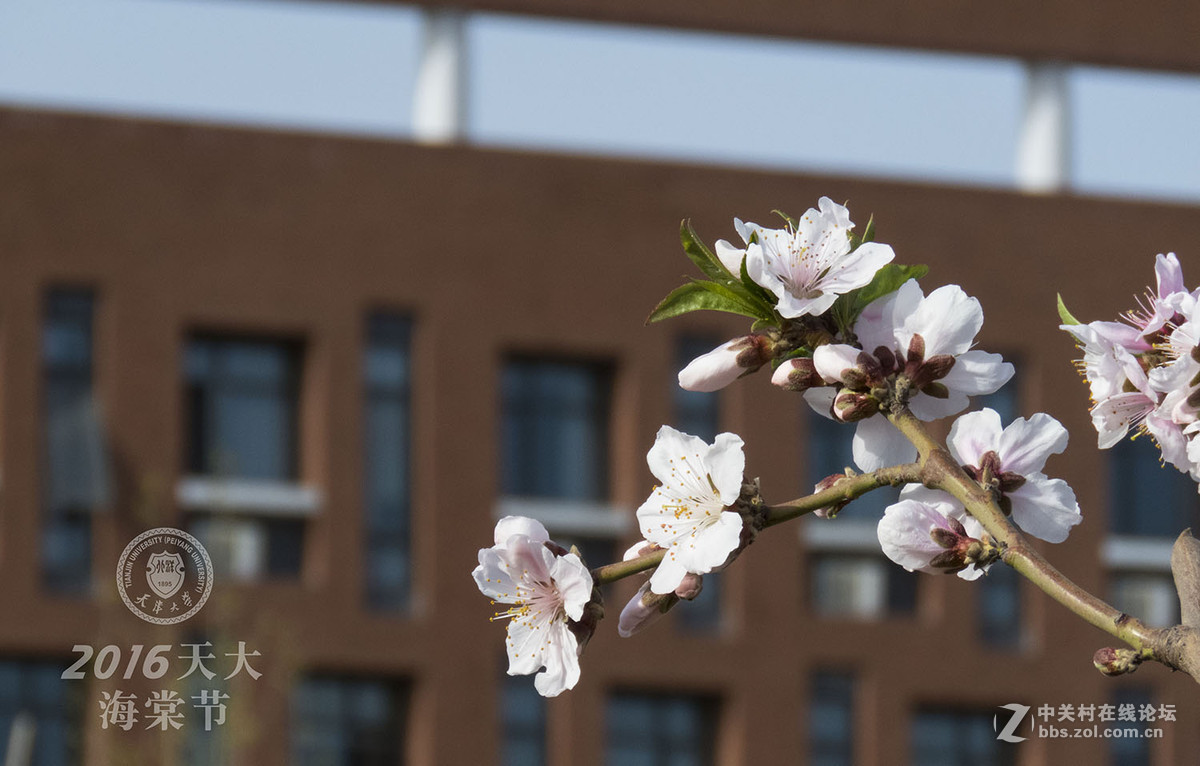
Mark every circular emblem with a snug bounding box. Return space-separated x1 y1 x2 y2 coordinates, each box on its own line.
117 527 213 625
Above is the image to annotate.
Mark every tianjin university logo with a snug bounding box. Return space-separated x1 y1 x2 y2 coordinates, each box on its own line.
117 527 213 625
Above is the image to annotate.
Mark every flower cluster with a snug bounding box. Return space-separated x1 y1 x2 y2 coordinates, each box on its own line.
472 517 594 697
1061 253 1200 485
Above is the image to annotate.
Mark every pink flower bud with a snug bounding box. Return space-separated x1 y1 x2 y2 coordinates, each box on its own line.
617 581 678 638
771 357 822 392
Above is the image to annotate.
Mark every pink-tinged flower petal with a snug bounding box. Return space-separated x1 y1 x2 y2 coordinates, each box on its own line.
1090 320 1150 352
1091 392 1156 448
813 344 864 383
1006 475 1081 544
1156 252 1186 298
493 516 549 547
852 414 918 473
996 412 1069 476
816 242 896 294
678 339 744 392
618 582 668 638
947 408 1004 467
877 499 962 573
904 284 983 358
855 279 920 354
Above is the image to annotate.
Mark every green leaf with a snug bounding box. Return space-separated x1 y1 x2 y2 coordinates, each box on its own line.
646 281 768 324
850 263 928 316
679 220 735 284
739 254 782 318
1057 293 1081 326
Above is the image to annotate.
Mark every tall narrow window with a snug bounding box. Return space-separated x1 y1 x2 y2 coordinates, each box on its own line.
673 336 722 632
606 691 718 766
806 413 913 617
364 315 413 611
809 671 855 766
501 670 546 766
0 658 84 766
1109 687 1154 766
183 336 308 580
42 289 108 594
973 377 1023 649
291 676 407 765
501 357 611 501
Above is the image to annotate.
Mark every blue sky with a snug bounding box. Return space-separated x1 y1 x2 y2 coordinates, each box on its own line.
1 0 1199 201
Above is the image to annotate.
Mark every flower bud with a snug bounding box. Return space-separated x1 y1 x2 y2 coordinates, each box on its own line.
674 573 704 601
812 471 856 518
832 390 879 422
771 357 822 392
678 335 774 392
617 581 678 638
1093 646 1143 676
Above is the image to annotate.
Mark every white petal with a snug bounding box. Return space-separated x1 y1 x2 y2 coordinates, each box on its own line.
549 553 594 622
648 550 690 595
816 242 895 293
947 408 1003 466
776 290 839 319
531 624 581 697
472 548 519 603
707 433 747 505
1007 475 1081 544
671 511 742 574
908 388 971 421
904 284 983 358
940 350 1014 396
1156 252 1185 298
494 516 549 548
714 239 746 275
803 387 837 419
997 412 1069 476
852 414 918 473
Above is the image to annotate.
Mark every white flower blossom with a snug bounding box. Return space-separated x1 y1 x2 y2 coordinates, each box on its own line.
714 197 895 319
902 408 1082 543
805 280 1013 472
636 426 745 595
472 516 593 697
877 499 990 581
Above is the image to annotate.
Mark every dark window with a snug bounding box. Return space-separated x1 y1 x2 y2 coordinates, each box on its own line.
912 708 1018 766
1109 436 1200 536
807 412 899 523
184 336 305 579
1109 687 1153 766
42 289 105 594
291 676 407 766
186 336 300 480
973 376 1023 649
501 358 611 500
810 553 916 617
606 691 718 766
809 672 854 766
501 670 546 766
673 336 721 442
364 315 413 611
0 658 83 766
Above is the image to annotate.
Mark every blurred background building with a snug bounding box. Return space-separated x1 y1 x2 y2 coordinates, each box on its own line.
2 0 1200 764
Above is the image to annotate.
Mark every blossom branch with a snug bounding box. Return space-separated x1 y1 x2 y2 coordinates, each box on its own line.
762 463 922 528
885 405 1196 676
592 549 666 585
